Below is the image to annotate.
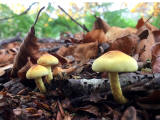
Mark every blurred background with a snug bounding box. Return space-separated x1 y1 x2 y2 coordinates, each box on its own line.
0 1 160 39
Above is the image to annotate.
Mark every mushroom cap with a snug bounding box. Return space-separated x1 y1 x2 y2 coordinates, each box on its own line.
92 50 138 72
26 65 49 79
37 54 59 66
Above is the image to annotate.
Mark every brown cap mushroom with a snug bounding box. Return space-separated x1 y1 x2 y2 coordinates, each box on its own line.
26 64 49 93
37 53 59 84
92 50 138 104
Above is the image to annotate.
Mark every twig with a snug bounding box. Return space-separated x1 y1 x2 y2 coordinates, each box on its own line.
33 6 45 26
0 2 38 21
58 5 89 32
144 13 153 25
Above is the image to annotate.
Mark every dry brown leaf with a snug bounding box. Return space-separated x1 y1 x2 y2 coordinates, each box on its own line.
0 49 14 67
109 34 139 56
11 26 39 77
106 27 137 42
53 67 75 76
93 17 110 33
153 30 160 43
137 90 160 110
18 57 33 79
0 64 13 77
121 106 137 120
136 18 145 29
57 42 98 64
57 46 75 57
0 69 5 77
136 17 158 31
84 29 108 43
151 42 160 73
51 53 68 65
73 41 98 63
136 26 155 62
77 105 100 117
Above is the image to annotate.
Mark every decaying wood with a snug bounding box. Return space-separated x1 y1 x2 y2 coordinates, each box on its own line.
50 72 156 96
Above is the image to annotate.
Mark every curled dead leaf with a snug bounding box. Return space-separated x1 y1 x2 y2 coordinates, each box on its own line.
121 106 137 120
137 90 160 110
93 17 110 33
153 30 160 43
11 26 39 77
77 105 100 117
51 53 68 65
18 57 33 79
106 26 137 42
151 42 160 73
57 46 75 57
109 34 138 56
57 42 98 64
136 17 158 31
136 26 155 62
84 29 108 43
0 69 5 77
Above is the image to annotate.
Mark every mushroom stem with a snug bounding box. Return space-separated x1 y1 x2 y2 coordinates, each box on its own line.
35 77 46 93
46 66 53 84
108 72 128 104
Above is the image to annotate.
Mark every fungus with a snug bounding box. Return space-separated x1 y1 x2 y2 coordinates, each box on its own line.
37 53 59 84
92 50 138 104
26 64 49 93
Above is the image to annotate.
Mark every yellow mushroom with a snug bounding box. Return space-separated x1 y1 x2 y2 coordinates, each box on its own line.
37 53 59 84
92 50 138 104
26 65 49 93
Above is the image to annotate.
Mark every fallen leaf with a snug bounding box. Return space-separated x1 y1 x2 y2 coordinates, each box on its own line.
136 18 145 29
137 90 160 110
11 26 39 77
74 42 98 63
136 26 155 62
136 17 158 31
18 57 33 79
51 53 68 65
58 101 65 117
57 46 75 57
106 27 137 42
25 107 37 114
57 42 98 64
121 106 137 120
56 111 63 120
153 30 160 43
109 34 139 56
93 17 110 33
0 69 5 77
0 49 14 67
77 105 100 116
151 42 160 73
84 29 108 43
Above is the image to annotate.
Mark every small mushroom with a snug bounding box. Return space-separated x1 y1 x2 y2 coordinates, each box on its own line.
92 50 138 104
26 65 49 93
37 53 59 84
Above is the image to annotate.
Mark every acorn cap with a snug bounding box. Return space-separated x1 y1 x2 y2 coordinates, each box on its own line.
26 65 49 79
37 54 59 66
92 50 138 72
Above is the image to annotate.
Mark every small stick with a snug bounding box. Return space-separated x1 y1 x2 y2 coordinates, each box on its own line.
0 2 38 21
33 6 45 26
58 5 89 32
144 13 153 25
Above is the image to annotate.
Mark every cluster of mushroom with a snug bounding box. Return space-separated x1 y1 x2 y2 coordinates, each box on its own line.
26 54 59 93
26 50 138 104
